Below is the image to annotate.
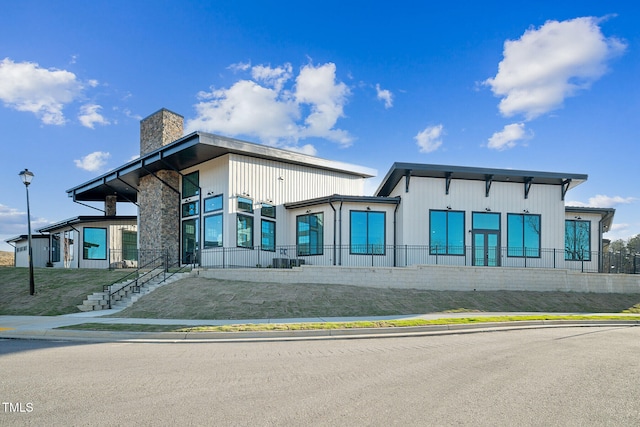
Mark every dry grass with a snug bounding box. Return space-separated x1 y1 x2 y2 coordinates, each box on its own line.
0 251 14 267
113 276 640 320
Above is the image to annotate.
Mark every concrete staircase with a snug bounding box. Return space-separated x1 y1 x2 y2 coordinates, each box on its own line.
77 271 191 312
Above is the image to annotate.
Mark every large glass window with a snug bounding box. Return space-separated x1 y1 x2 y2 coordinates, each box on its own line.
297 213 324 256
204 195 223 213
83 227 107 260
430 210 464 255
122 230 137 261
261 220 276 252
472 212 500 230
52 234 61 263
182 219 199 263
237 214 253 248
182 171 199 198
204 214 223 248
350 211 385 255
507 214 541 257
565 220 591 261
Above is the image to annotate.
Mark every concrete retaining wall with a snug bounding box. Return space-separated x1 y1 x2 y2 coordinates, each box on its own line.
196 265 640 294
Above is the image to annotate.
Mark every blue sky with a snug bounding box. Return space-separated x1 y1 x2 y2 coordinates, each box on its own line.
1 1 638 251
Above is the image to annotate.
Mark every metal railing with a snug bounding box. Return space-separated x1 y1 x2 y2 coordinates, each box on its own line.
193 245 639 274
108 249 170 270
104 251 168 309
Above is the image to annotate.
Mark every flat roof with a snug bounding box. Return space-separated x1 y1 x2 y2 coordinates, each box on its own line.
5 234 50 243
67 132 376 203
375 162 588 197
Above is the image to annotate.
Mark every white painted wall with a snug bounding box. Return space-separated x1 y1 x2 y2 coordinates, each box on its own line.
12 237 49 268
391 176 566 250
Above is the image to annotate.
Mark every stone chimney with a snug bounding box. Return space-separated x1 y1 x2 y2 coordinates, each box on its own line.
137 109 184 265
140 108 184 155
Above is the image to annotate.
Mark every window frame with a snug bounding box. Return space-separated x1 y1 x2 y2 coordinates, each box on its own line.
261 219 276 252
565 219 591 261
237 196 253 214
182 171 200 198
349 210 386 255
236 214 254 249
203 213 223 249
261 203 276 219
51 233 61 263
296 212 324 256
507 213 541 258
121 230 137 261
204 194 223 213
429 210 465 255
83 227 107 260
181 200 199 218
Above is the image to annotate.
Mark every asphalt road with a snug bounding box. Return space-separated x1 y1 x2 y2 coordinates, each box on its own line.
1 326 639 426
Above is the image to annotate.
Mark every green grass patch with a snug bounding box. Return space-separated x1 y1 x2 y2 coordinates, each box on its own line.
0 267 136 315
57 315 640 333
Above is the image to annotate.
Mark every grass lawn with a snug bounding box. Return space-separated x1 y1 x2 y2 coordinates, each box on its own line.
2 268 640 319
112 276 640 320
0 267 134 315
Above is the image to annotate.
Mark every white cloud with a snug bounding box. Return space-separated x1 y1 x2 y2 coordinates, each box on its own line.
415 124 444 153
186 62 353 151
0 203 51 238
74 151 111 172
228 61 251 72
487 123 532 150
0 58 84 125
78 104 110 129
485 17 626 120
295 63 352 145
376 84 393 109
251 63 292 91
567 195 636 208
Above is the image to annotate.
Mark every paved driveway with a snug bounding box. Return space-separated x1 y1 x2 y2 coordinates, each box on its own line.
2 326 639 425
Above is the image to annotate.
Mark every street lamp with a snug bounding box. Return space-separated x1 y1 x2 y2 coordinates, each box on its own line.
19 169 35 295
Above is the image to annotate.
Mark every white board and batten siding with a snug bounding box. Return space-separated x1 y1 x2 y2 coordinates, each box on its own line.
180 153 367 250
390 176 566 249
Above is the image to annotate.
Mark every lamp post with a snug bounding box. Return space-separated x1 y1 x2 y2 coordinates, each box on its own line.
19 169 35 295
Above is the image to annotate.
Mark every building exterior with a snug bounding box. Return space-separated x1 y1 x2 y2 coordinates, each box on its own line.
37 216 137 269
62 108 614 273
5 234 50 268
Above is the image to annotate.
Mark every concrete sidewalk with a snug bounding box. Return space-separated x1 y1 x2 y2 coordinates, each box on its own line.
2 309 640 342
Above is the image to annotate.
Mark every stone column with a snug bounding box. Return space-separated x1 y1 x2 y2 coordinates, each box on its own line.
105 195 117 216
137 109 184 265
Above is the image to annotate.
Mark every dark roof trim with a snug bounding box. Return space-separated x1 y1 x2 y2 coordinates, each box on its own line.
37 216 137 233
67 132 376 203
376 162 588 197
5 234 50 243
565 206 615 232
285 194 401 209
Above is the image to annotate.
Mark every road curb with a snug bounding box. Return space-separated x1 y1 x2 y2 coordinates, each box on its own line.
1 320 638 343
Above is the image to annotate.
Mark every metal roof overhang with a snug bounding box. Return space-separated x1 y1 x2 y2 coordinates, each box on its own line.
375 162 588 197
285 194 401 209
37 215 137 233
67 132 376 203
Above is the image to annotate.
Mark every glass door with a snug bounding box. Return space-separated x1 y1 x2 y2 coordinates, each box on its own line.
472 212 501 267
473 231 500 266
